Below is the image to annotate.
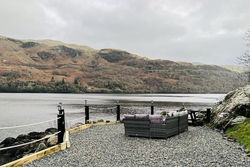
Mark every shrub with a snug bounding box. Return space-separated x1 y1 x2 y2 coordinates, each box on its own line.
160 111 168 116
226 118 250 150
52 71 69 77
2 71 21 80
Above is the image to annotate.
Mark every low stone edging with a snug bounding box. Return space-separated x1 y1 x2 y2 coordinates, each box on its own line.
69 121 121 134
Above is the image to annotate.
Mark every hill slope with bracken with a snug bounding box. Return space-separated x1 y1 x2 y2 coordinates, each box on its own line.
0 35 247 93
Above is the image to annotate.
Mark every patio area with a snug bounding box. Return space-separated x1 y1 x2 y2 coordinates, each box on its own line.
25 124 249 167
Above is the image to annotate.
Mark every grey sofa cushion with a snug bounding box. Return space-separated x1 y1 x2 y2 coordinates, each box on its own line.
149 115 163 124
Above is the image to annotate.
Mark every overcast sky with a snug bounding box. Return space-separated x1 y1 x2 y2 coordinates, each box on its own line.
1 0 250 65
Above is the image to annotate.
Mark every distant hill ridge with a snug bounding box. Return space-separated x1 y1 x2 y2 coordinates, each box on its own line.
221 65 249 73
0 35 247 93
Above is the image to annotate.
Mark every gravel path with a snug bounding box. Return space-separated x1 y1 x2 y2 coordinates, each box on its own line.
26 124 249 167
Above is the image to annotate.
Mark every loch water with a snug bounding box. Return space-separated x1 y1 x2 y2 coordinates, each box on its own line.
0 93 225 141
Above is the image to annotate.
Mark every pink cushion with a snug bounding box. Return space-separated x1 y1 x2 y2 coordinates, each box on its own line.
124 114 135 119
149 115 162 120
135 114 149 120
150 119 164 124
149 115 163 124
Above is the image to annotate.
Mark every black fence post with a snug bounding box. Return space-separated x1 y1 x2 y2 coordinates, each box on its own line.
178 116 180 134
85 100 89 124
206 108 211 123
116 104 120 121
151 100 154 115
57 103 65 144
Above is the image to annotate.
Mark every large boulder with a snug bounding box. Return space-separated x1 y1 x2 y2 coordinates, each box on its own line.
35 143 47 152
0 137 16 147
211 85 250 129
16 134 29 142
28 132 46 139
231 116 247 125
46 135 58 147
45 128 58 135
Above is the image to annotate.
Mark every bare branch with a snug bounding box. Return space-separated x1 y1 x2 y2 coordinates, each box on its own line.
238 29 250 67
237 50 250 67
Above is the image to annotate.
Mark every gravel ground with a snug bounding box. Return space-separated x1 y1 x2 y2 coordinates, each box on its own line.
26 124 250 167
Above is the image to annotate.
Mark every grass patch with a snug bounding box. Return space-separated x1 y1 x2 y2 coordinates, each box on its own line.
226 118 250 150
97 119 104 122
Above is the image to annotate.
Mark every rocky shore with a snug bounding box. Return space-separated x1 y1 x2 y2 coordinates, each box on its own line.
0 128 58 165
26 124 249 167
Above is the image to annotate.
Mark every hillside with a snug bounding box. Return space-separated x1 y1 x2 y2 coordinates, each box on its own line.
0 35 247 93
222 65 249 73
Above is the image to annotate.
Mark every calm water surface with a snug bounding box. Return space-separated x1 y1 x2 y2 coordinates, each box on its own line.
0 93 225 141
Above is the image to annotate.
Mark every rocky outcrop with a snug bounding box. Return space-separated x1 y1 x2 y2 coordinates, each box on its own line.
211 85 250 129
98 49 135 63
21 42 39 48
37 51 56 60
52 45 81 58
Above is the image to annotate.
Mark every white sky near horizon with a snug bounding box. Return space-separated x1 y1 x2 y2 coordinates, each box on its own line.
0 0 250 65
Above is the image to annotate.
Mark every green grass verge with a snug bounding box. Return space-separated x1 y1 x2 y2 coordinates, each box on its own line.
226 118 250 150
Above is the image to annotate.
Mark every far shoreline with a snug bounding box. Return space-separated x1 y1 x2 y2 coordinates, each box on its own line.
0 91 227 94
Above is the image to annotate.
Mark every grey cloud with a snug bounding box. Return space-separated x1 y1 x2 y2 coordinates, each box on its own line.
0 0 250 65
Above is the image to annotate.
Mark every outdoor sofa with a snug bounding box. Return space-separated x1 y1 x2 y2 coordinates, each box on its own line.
123 112 188 138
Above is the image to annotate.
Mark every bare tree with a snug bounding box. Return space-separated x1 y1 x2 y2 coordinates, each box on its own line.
237 30 250 83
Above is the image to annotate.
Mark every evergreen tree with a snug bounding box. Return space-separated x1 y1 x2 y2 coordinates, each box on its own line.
50 76 55 82
61 78 65 84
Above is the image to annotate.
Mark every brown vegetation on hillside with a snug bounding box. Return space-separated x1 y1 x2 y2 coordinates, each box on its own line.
0 35 247 93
